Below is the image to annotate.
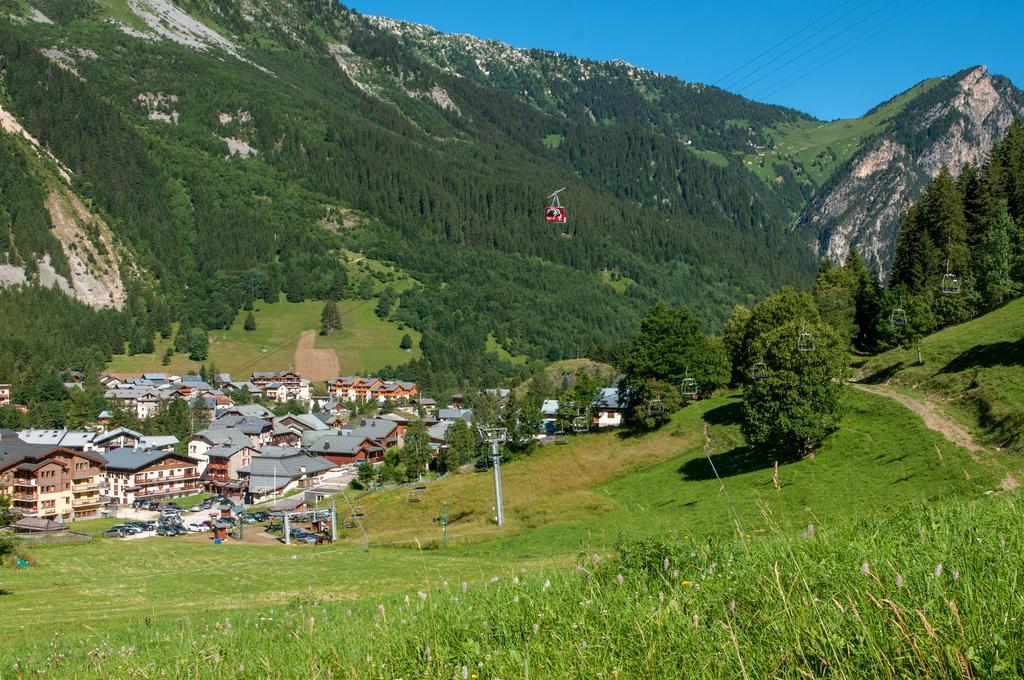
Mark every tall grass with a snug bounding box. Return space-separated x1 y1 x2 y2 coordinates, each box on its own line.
4 494 1021 678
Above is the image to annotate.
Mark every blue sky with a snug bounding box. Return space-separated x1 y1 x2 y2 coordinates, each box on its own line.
349 0 1024 121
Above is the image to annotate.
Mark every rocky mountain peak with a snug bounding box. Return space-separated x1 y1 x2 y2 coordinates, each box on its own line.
799 65 1024 279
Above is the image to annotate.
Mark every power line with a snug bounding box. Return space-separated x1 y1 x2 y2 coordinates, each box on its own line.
723 0 877 91
734 0 901 95
751 0 935 102
711 0 858 87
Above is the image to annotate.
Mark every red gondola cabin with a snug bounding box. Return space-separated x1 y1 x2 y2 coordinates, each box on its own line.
545 206 567 223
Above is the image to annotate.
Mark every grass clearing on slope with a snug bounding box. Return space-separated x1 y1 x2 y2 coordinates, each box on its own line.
106 296 419 378
347 389 999 557
858 297 1024 451
745 77 942 186
5 494 1022 677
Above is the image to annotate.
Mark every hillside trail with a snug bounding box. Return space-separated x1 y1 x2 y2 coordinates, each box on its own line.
851 383 1018 491
294 330 340 383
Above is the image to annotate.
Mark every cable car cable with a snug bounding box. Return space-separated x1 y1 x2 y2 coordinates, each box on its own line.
723 0 877 92
733 0 900 95
711 0 857 88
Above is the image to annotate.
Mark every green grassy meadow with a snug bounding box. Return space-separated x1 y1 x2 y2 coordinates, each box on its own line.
744 77 942 186
858 297 1024 451
106 296 420 379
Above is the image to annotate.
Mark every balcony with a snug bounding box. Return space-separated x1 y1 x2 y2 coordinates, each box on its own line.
72 496 103 508
12 478 37 488
72 481 100 493
12 492 37 502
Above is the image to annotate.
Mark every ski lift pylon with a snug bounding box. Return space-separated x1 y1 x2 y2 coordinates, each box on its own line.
890 308 908 328
545 187 568 225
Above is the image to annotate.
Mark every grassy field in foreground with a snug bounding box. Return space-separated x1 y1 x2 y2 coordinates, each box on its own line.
106 296 420 378
349 388 1004 557
4 494 1022 678
858 297 1024 451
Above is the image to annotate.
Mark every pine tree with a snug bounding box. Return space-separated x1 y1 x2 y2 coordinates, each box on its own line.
919 167 969 276
400 333 412 350
187 327 209 361
320 300 341 335
243 311 257 331
891 206 935 292
975 206 1019 307
329 267 348 301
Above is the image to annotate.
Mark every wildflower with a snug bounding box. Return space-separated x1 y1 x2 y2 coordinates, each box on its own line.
532 623 539 636
462 582 468 594
860 561 870 576
729 600 736 615
405 595 410 607
346 609 352 617
513 595 519 604
377 603 385 617
663 557 670 570
934 563 943 578
953 569 960 581
807 523 814 537
418 592 427 601
424 645 431 663
895 574 904 588
576 564 586 574
672 569 680 579
1000 535 1006 550
681 580 692 587
490 576 499 584
658 591 665 602
513 576 520 585
591 553 601 564
692 614 699 628
461 666 469 680
615 574 624 586
544 579 551 590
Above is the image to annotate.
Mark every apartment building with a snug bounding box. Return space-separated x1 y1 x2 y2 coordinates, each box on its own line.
0 441 105 522
101 448 201 506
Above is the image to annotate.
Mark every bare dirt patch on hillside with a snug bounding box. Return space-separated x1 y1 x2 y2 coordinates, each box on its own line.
294 330 339 382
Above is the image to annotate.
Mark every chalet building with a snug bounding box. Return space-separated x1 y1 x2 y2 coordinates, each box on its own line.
0 441 105 522
327 376 418 403
218 403 275 420
0 383 11 407
202 443 259 493
91 427 145 452
591 388 624 429
18 429 97 451
187 429 253 475
104 388 163 419
101 448 201 506
238 447 333 503
349 418 400 451
303 434 381 466
251 371 311 404
207 415 273 448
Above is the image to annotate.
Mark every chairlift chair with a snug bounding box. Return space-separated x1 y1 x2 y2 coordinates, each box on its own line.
646 399 665 417
797 327 815 353
890 308 908 328
572 415 589 433
680 372 698 399
751 361 768 380
941 272 960 295
941 259 961 295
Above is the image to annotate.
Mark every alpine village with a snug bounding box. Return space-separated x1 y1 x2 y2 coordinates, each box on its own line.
0 0 1024 677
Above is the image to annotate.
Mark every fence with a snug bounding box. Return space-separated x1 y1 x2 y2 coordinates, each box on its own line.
14 531 93 546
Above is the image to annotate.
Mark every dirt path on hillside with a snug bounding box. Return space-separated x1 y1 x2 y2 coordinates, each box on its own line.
851 383 1019 490
852 383 983 454
294 330 339 382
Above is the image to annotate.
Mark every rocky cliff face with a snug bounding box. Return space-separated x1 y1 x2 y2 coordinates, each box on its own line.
799 66 1024 279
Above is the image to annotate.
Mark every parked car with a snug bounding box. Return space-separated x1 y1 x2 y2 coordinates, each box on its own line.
186 523 209 533
289 528 309 539
190 505 201 512
103 528 127 538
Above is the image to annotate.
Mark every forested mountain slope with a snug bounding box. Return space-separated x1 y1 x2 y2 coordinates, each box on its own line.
0 0 1019 390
